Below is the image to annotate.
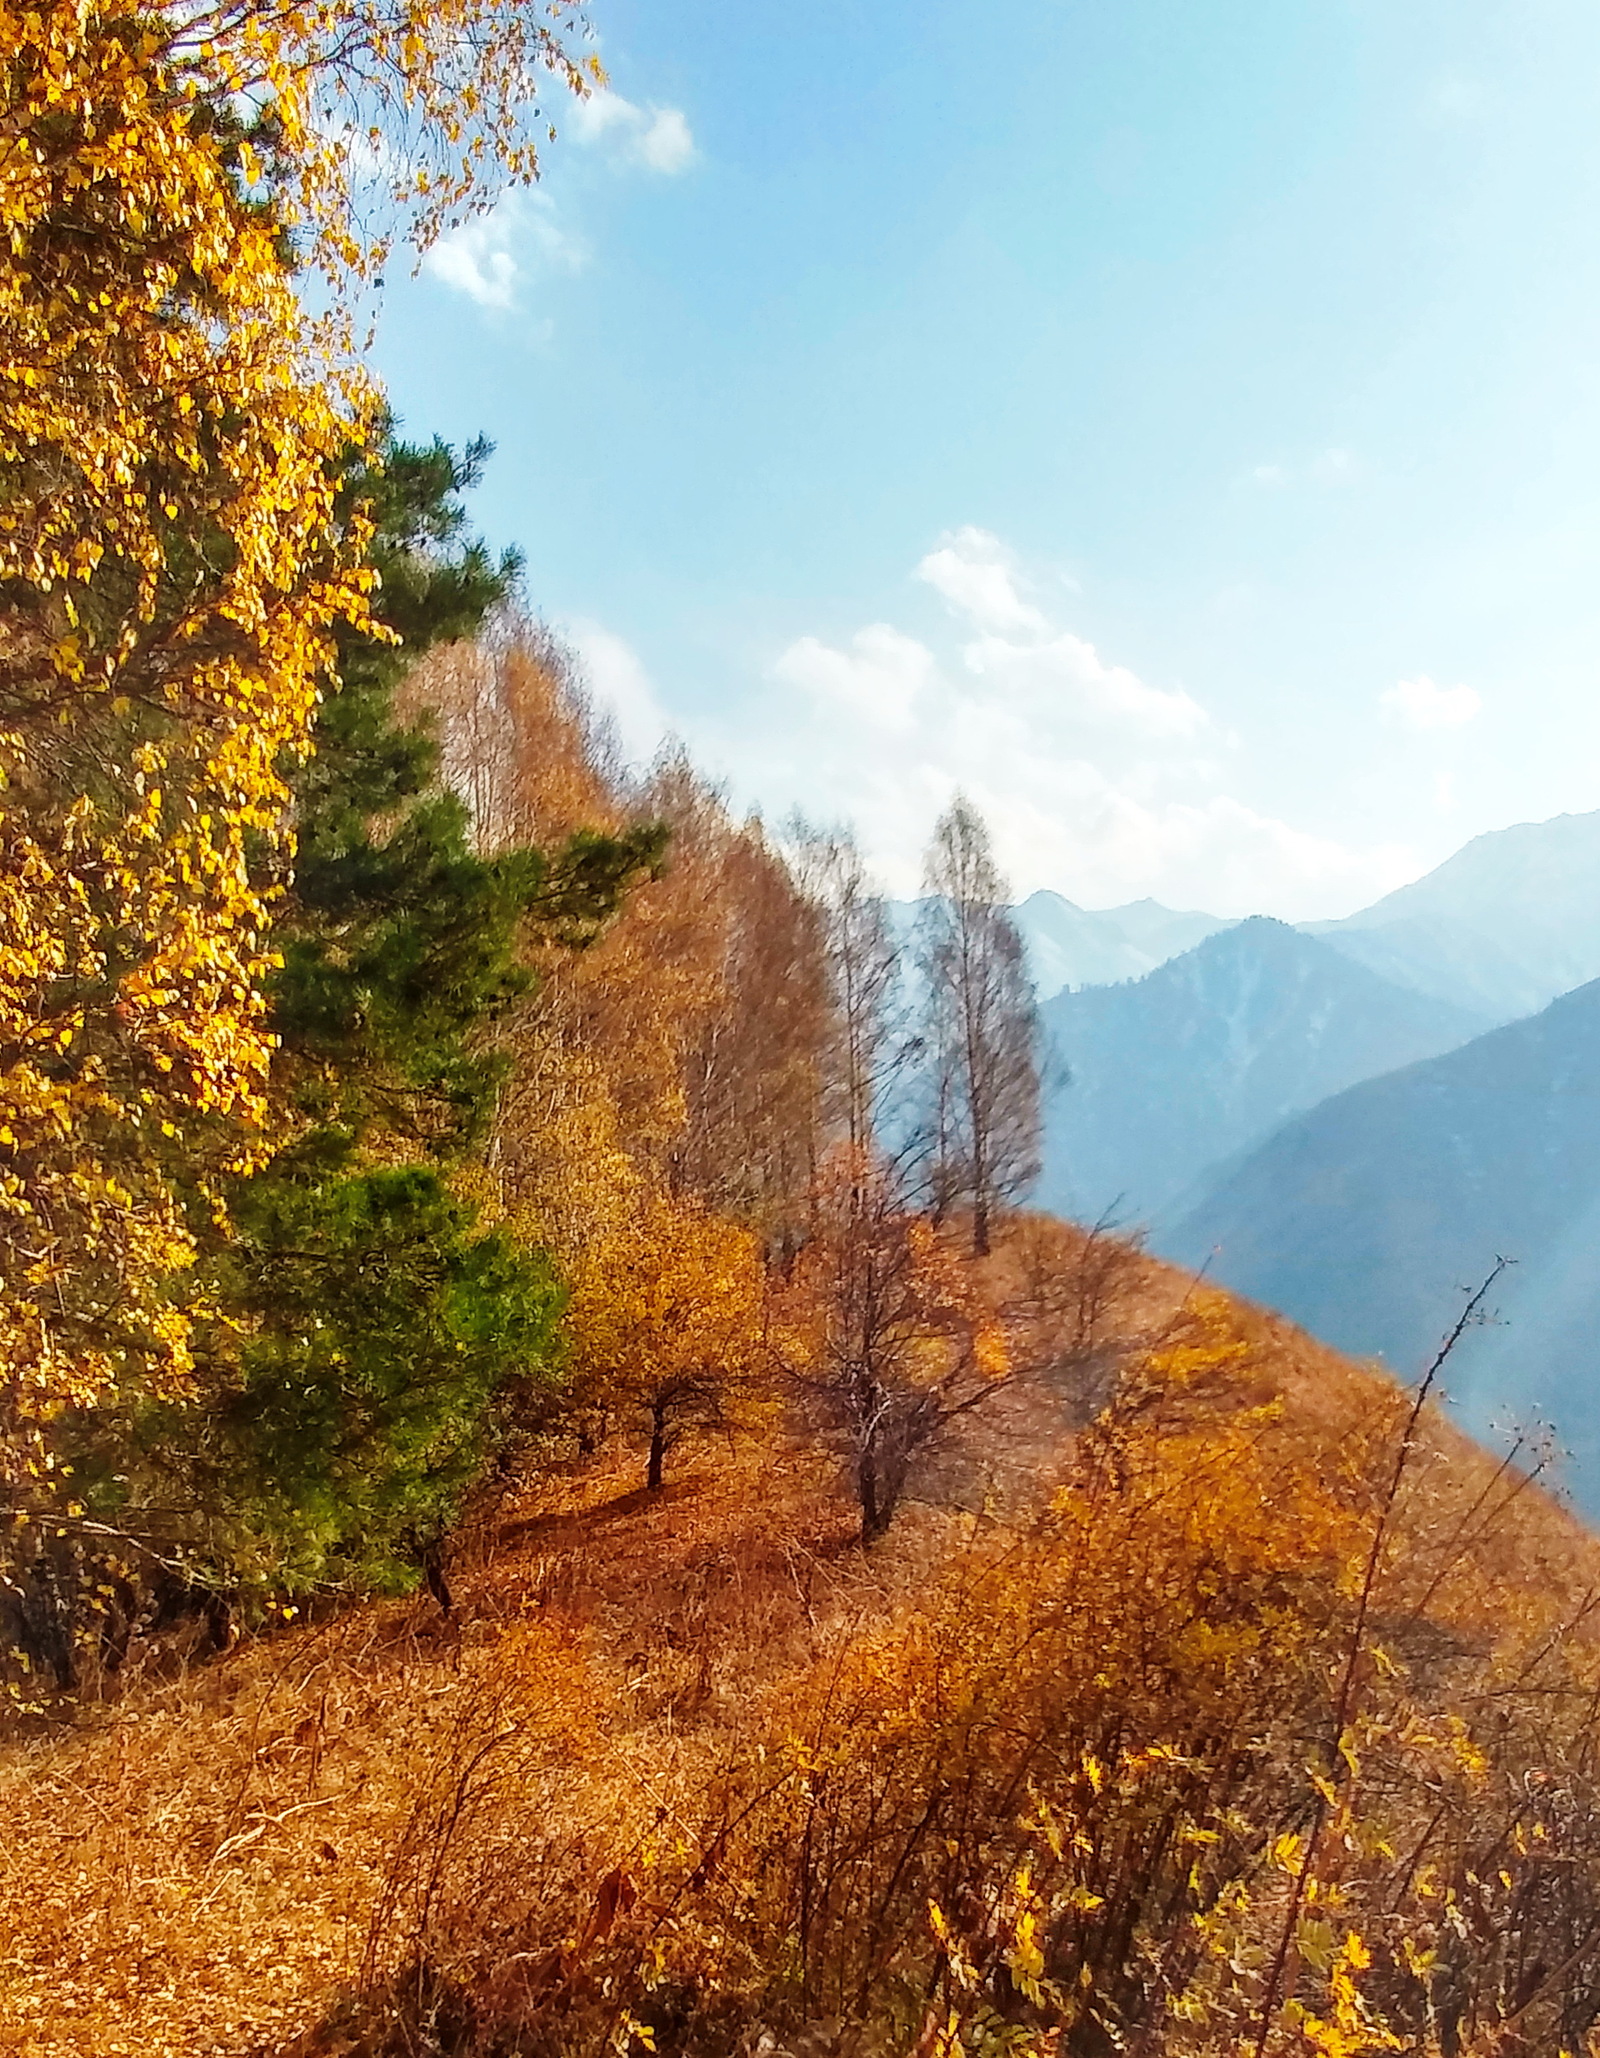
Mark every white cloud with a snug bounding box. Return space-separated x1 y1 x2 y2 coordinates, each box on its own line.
423 191 584 309
914 527 1205 750
566 90 636 144
1380 674 1483 731
563 618 672 765
637 108 696 175
339 124 404 185
561 533 1418 920
962 627 1207 747
739 619 1400 912
773 624 934 734
1311 447 1356 484
425 219 519 310
568 89 696 174
422 83 692 312
1079 794 1413 914
916 527 1046 637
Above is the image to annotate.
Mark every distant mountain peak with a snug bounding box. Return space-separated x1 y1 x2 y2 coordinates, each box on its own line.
1035 923 1487 1228
1309 806 1600 1022
1008 806 1600 1020
1006 893 1229 1002
1195 914 1299 947
1110 894 1220 918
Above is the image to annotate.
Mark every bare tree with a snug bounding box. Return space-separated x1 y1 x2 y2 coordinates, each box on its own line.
790 822 905 1161
772 1149 1009 1542
641 1366 730 1493
915 796 1041 1256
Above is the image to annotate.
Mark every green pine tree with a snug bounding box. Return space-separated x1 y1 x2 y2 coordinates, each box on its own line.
64 428 664 1624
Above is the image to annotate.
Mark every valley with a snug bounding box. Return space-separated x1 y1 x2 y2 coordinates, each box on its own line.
1030 807 1600 1513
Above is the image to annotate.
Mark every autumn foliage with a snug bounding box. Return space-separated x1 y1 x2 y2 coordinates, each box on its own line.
0 0 370 1445
13 7 1600 2056
8 1245 1598 2056
313 1281 1600 2058
0 0 598 1482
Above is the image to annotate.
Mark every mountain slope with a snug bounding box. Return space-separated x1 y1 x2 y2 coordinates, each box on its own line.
1036 917 1489 1225
1310 808 1600 1019
1164 977 1600 1505
9 1214 1600 2054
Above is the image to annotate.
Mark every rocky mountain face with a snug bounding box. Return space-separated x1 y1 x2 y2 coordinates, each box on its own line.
1160 979 1600 1514
1308 808 1600 1021
1034 918 1489 1227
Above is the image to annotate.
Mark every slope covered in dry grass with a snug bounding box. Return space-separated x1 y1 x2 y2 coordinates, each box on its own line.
3 1223 1599 2058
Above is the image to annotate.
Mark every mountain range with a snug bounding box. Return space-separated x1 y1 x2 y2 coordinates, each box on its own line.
1016 808 1600 1023
1024 807 1600 1511
1009 892 1229 999
1034 918 1489 1225
1309 809 1600 1020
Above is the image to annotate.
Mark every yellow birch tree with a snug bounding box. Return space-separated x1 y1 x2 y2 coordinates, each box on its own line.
0 0 596 1482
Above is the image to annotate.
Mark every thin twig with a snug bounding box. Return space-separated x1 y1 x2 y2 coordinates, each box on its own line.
1249 1259 1510 2058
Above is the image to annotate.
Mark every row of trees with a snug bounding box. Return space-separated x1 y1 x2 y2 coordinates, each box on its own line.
0 0 629 1683
1 0 601 1485
4 431 666 1684
803 800 1043 1255
417 624 1047 1542
2 401 1045 1677
1 0 1045 1688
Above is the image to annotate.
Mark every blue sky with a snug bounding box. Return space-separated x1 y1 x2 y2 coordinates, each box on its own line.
370 0 1600 917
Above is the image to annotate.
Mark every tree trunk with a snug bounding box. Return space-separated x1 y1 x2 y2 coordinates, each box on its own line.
859 1449 892 1543
422 1542 453 1615
647 1401 668 1492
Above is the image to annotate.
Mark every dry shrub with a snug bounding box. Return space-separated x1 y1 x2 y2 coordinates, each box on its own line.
332 1291 1600 2058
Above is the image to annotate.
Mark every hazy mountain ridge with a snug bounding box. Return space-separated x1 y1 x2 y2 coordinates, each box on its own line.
885 891 1229 1003
1308 809 1600 1020
1035 917 1489 1227
1006 808 1600 1023
1011 890 1230 999
1161 977 1600 1511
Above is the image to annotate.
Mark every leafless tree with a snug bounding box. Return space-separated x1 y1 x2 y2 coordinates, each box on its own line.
641 1367 730 1492
790 822 907 1162
914 796 1041 1256
772 1150 1007 1542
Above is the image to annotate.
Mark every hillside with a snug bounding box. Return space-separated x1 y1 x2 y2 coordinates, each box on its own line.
19 13 1600 2058
1035 916 1488 1225
5 1222 1600 2057
1309 806 1600 1020
1165 977 1600 1510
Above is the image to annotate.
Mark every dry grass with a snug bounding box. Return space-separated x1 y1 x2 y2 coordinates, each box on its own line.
0 1434 875 2056
2 1221 1597 2056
